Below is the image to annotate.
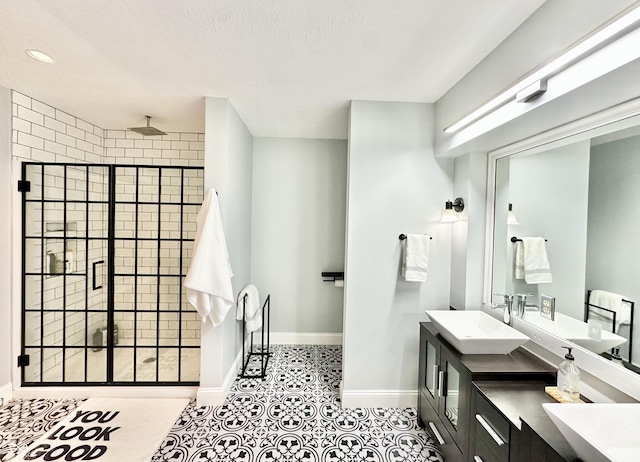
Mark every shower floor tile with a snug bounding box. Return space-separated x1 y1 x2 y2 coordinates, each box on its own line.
62 347 201 382
152 344 444 462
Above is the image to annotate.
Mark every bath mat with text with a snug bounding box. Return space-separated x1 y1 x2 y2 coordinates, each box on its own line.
13 397 188 462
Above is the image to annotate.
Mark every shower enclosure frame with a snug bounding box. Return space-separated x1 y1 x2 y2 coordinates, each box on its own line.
19 162 203 386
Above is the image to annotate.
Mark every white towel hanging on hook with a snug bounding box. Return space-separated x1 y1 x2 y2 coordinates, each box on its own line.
184 188 234 326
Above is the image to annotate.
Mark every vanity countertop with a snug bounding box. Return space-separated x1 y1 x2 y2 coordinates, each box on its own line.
474 380 579 461
421 321 557 377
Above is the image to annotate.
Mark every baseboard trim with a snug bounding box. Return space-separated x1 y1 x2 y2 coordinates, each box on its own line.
340 389 417 408
196 345 245 407
0 382 12 405
269 332 343 345
11 386 196 400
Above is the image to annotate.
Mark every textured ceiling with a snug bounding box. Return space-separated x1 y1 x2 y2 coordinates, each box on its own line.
0 0 545 139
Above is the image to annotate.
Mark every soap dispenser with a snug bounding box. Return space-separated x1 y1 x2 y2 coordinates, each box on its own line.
557 346 581 402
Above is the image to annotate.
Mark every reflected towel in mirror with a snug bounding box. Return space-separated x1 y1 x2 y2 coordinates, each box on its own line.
514 237 552 284
589 289 631 330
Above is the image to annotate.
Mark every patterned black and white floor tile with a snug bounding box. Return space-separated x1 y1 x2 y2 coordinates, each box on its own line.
0 346 443 462
0 398 85 462
152 345 444 462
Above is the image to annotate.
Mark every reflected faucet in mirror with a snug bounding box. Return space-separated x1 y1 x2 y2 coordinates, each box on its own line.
515 293 537 318
491 293 514 325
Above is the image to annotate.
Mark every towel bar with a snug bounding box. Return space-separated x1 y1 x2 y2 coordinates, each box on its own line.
511 236 547 242
399 234 432 240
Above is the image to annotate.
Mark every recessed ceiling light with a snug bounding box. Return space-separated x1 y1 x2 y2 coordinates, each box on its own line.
26 49 54 63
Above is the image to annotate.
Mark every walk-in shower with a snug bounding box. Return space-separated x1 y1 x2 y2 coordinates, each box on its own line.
19 163 204 385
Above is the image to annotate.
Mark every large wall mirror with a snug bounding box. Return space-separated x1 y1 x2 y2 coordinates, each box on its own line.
491 114 640 375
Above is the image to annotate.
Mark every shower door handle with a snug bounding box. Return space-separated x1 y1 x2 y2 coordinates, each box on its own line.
92 260 105 290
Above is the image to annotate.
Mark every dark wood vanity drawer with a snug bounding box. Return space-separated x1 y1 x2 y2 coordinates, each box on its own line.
473 436 507 462
419 391 463 462
472 388 510 462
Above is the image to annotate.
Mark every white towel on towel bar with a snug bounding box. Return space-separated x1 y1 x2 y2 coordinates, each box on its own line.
589 289 631 331
402 234 430 282
514 237 552 284
236 284 262 332
184 188 234 326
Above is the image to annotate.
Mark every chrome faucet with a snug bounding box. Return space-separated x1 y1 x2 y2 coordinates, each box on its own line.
491 293 514 325
515 293 536 318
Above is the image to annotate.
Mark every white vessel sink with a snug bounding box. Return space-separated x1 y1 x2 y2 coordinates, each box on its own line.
525 312 627 354
425 310 529 354
544 403 640 462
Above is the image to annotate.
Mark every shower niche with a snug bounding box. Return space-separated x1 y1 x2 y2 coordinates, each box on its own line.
20 162 204 386
45 221 77 276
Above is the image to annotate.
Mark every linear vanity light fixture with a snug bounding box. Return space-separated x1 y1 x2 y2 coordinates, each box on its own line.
440 197 464 223
507 203 519 225
443 3 640 134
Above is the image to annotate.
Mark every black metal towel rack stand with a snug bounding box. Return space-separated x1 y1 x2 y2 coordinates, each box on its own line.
585 289 635 365
239 293 272 380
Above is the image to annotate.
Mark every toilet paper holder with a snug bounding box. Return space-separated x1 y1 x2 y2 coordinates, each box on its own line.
321 272 344 283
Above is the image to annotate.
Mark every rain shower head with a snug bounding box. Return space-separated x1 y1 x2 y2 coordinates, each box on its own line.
128 115 167 136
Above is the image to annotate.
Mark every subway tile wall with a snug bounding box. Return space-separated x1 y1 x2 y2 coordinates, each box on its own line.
103 130 204 167
12 91 204 382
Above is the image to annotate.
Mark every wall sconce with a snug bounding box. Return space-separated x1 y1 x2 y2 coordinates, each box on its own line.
440 197 464 223
507 203 519 225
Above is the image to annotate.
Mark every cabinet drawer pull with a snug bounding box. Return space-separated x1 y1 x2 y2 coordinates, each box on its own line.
428 421 445 445
432 365 439 391
474 457 484 462
475 414 505 446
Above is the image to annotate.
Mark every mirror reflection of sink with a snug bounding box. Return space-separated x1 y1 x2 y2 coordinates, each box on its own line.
525 312 627 354
543 403 640 462
425 310 530 354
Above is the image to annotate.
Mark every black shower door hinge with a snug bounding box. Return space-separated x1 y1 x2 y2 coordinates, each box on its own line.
17 354 30 367
17 180 31 192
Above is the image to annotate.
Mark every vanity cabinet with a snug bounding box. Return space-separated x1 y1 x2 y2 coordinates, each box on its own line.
417 322 557 462
418 324 470 460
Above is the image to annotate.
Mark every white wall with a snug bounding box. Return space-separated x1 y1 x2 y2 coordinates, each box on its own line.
342 100 453 407
199 97 253 405
251 138 347 336
223 103 254 374
450 153 488 310
0 85 12 397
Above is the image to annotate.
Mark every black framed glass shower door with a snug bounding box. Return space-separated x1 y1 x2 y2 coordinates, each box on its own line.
20 162 204 386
